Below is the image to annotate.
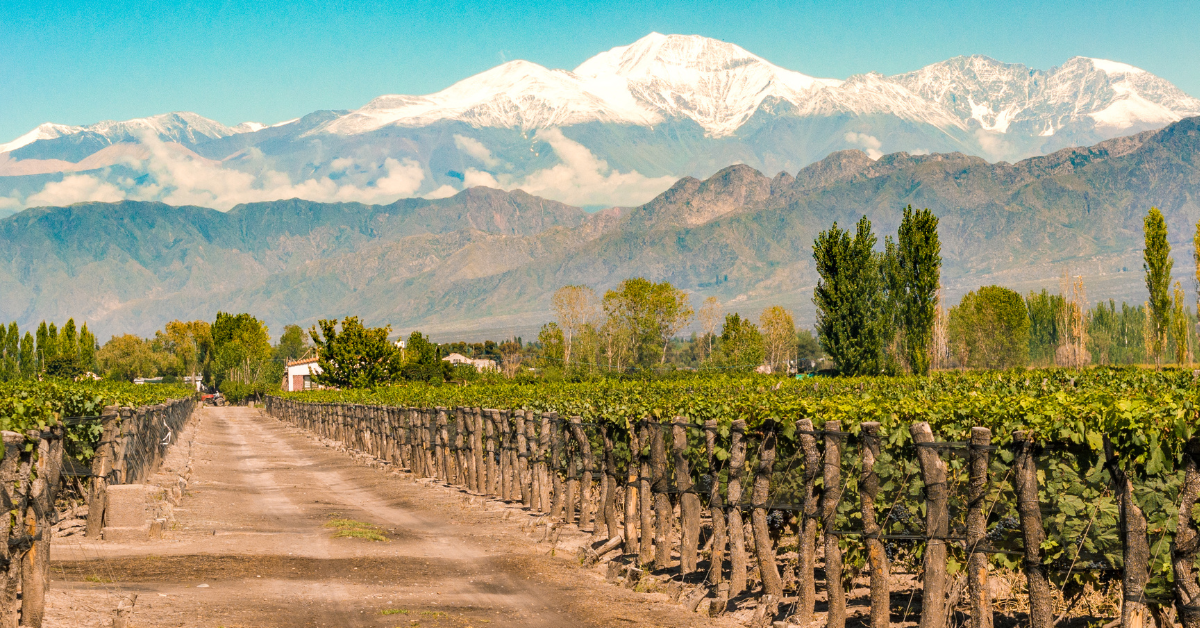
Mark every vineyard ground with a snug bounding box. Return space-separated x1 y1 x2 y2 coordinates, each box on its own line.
44 406 732 628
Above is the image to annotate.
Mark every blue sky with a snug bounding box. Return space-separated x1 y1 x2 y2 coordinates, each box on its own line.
2 0 1197 142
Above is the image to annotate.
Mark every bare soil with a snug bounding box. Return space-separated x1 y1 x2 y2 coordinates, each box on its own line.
46 406 736 628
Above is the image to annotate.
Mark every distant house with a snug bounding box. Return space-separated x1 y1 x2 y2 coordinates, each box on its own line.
283 357 323 391
441 353 498 372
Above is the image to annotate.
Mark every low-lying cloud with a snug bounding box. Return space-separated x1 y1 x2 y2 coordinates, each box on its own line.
462 128 676 207
7 134 427 211
4 128 677 211
844 132 883 160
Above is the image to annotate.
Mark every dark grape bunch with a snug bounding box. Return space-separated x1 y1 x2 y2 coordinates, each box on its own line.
767 510 786 531
986 516 1020 541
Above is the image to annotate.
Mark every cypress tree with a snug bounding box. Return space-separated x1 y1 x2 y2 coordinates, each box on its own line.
0 324 6 381
62 318 78 358
46 322 59 360
897 206 942 375
20 333 35 378
813 215 884 375
1144 207 1172 368
35 322 48 371
3 323 16 380
79 323 97 372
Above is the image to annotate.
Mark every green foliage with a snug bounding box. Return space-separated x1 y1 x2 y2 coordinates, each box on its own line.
97 334 160 382
1088 300 1145 365
536 323 565 368
717 313 764 370
1026 289 1065 366
601 278 693 367
211 312 276 391
274 324 309 362
0 379 193 464
813 215 884 375
1143 207 1172 365
400 331 448 383
895 206 942 375
950 286 1030 369
309 316 403 389
44 354 83 380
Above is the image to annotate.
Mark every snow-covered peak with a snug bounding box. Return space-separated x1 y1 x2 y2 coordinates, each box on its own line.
317 59 662 135
573 33 842 136
1087 58 1146 76
232 121 267 133
0 122 83 153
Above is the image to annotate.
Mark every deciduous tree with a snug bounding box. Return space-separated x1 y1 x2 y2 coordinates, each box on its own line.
718 313 764 370
948 286 1030 369
759 306 797 373
551 285 596 367
310 316 403 388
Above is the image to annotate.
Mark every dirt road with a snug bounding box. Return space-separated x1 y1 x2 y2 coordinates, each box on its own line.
47 406 727 628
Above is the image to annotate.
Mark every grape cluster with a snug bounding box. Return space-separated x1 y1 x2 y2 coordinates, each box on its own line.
767 510 787 531
986 516 1020 541
885 542 898 560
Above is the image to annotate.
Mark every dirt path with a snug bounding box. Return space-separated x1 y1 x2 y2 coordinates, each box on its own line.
47 406 729 628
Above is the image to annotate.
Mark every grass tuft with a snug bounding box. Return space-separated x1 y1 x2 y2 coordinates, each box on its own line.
325 517 389 542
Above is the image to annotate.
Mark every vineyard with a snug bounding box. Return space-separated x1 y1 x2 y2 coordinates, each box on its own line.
271 367 1200 627
0 379 195 464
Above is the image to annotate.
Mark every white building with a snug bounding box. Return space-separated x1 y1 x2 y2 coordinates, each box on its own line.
441 353 498 372
283 357 323 391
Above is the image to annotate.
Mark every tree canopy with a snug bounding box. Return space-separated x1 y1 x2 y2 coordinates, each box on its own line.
310 316 404 389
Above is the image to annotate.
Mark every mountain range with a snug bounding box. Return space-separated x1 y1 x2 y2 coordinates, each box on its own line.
3 115 1199 342
2 33 1199 215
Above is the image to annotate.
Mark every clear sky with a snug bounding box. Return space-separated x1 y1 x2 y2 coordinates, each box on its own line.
2 0 1197 142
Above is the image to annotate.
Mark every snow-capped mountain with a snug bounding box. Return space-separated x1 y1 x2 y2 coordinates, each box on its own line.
2 33 1198 212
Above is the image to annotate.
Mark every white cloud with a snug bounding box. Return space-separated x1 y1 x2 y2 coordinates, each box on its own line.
844 132 883 160
453 134 501 168
466 128 676 207
26 174 124 206
5 134 427 211
424 185 460 199
910 148 930 156
463 168 501 188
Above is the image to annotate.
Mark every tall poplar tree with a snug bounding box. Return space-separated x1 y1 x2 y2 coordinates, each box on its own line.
896 206 942 375
1144 207 1172 368
813 215 884 375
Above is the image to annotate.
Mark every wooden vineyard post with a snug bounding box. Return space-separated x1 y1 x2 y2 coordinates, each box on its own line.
486 410 500 497
538 413 552 514
473 408 486 494
0 430 26 627
727 419 749 595
516 411 530 507
548 414 566 519
1173 438 1200 628
569 417 596 532
499 412 512 501
751 420 783 598
87 406 120 538
704 420 727 586
1012 431 1052 628
638 421 655 567
602 423 620 539
1106 436 1151 628
860 422 889 628
823 420 845 628
563 423 579 525
650 422 672 570
624 420 641 556
911 422 948 628
795 418 821 623
672 419 701 575
967 427 992 628
436 408 449 483
454 409 468 487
